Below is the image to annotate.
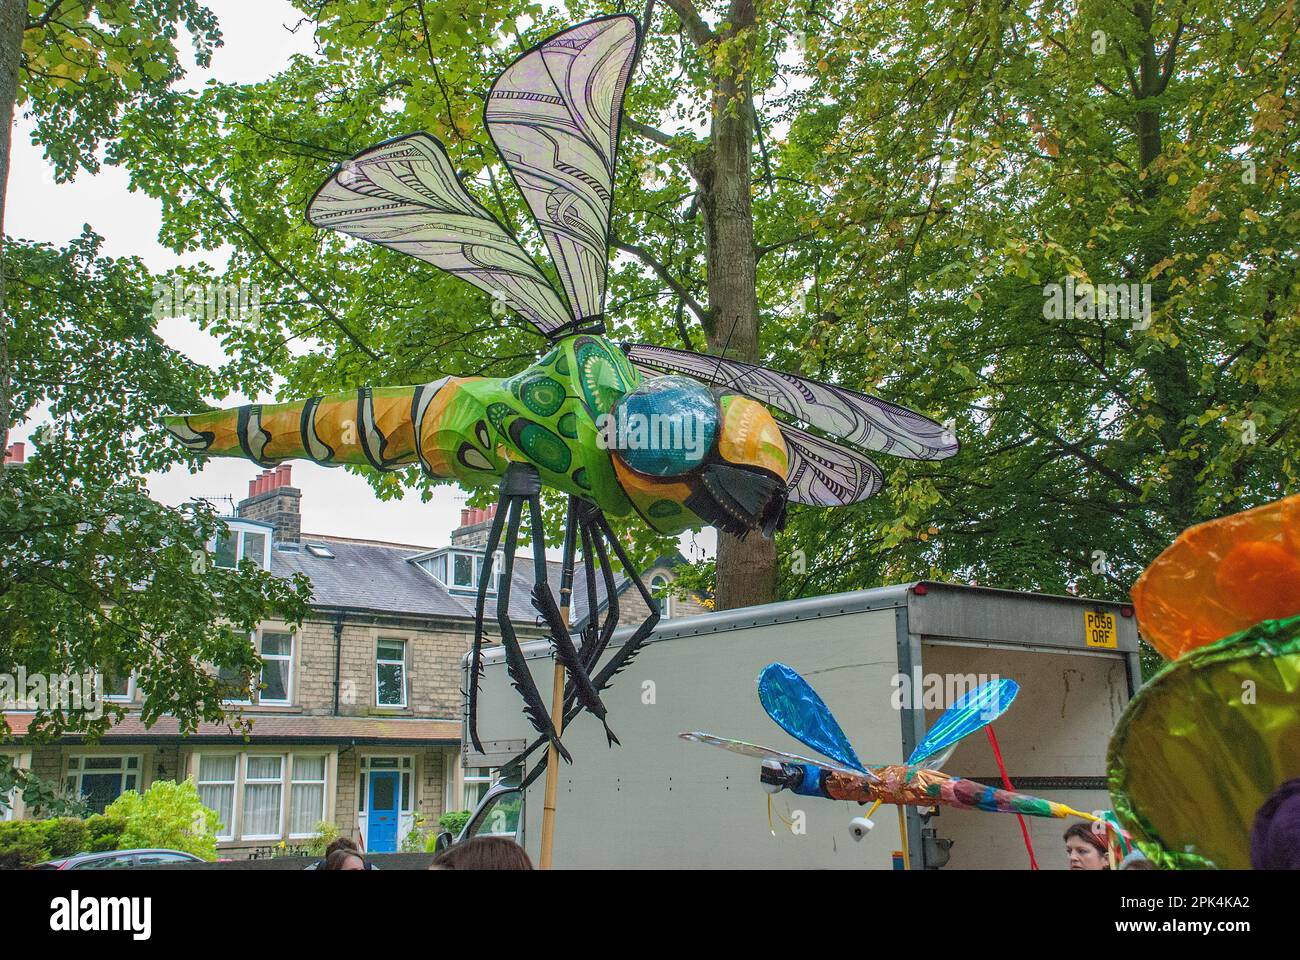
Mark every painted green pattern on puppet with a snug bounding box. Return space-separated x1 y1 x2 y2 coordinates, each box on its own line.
509 418 572 473
452 336 635 517
573 335 638 418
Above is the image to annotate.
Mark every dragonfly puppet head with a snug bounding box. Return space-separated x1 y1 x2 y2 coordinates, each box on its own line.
605 374 790 537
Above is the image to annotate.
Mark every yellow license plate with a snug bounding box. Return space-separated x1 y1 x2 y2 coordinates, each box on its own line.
1084 611 1118 649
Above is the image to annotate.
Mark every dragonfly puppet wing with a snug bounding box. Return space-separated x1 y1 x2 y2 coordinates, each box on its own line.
907 677 1020 768
306 133 573 336
625 344 960 461
484 14 641 330
756 663 867 773
678 733 873 780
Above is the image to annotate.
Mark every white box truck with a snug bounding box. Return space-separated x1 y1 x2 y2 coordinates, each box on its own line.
460 581 1142 869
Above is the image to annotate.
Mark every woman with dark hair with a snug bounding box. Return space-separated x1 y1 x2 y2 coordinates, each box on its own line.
322 849 366 871
1063 821 1109 870
429 836 533 870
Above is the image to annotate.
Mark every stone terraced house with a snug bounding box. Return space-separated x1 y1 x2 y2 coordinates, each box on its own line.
2 465 706 857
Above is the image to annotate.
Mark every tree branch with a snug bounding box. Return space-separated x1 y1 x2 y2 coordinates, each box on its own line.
663 0 715 48
611 235 708 323
626 118 678 148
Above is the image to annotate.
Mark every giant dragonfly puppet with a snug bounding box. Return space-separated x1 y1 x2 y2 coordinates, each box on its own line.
162 15 957 779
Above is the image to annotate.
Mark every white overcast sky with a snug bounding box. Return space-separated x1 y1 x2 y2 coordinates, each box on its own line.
8 0 714 560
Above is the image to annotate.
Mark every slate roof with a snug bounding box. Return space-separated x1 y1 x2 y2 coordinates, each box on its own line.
270 534 631 630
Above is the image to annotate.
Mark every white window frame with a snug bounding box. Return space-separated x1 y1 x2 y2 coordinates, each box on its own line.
258 630 294 706
192 749 335 844
1 751 30 821
451 551 475 588
375 638 407 708
462 765 497 811
240 753 286 841
218 633 256 706
211 521 273 571
288 754 328 839
196 754 238 841
65 753 142 812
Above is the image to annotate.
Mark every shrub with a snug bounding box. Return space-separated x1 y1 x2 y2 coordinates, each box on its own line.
103 779 220 860
302 822 339 858
43 818 90 858
438 810 471 835
0 821 51 869
86 814 126 852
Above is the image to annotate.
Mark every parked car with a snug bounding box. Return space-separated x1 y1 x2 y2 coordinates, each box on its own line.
33 849 205 870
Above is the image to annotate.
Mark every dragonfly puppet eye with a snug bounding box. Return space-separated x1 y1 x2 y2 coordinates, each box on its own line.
608 375 719 477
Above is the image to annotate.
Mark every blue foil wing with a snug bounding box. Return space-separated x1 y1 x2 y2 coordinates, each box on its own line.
757 663 865 773
907 678 1020 767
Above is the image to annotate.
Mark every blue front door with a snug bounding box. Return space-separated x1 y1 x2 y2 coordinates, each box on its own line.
368 772 400 852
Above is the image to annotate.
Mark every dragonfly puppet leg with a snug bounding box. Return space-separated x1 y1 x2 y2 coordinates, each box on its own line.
515 504 661 788
467 499 509 754
526 490 618 747
485 464 572 765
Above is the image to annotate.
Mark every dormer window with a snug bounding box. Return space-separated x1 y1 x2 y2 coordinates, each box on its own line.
211 519 273 571
412 548 501 594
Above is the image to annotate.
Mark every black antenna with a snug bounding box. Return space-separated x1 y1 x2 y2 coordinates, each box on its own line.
707 314 740 388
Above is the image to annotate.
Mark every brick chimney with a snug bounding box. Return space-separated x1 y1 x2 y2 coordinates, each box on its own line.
236 465 301 542
3 442 24 466
450 504 497 548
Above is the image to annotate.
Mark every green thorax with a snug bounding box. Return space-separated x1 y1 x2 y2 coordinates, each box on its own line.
460 334 641 516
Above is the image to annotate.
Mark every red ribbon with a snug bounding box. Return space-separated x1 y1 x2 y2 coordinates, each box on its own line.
986 725 1039 870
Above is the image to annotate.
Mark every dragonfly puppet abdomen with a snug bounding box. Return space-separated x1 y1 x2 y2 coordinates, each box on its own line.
162 377 511 491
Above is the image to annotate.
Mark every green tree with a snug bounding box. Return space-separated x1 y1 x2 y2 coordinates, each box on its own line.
1 230 312 803
1 0 223 454
1 2 312 811
764 0 1299 639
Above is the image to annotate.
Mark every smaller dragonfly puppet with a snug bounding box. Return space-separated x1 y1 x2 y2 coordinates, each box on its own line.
683 663 1098 864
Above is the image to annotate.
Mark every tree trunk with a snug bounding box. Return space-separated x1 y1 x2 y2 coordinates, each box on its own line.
689 0 777 610
0 0 23 460
1131 2 1196 531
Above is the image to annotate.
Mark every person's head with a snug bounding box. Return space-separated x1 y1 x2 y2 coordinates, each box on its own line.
324 837 361 859
1250 778 1300 870
429 836 533 870
1064 821 1109 870
323 849 366 871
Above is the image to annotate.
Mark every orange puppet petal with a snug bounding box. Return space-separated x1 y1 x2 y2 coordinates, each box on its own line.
1132 494 1300 660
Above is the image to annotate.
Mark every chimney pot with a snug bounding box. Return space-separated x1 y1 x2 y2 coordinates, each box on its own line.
279 464 291 487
